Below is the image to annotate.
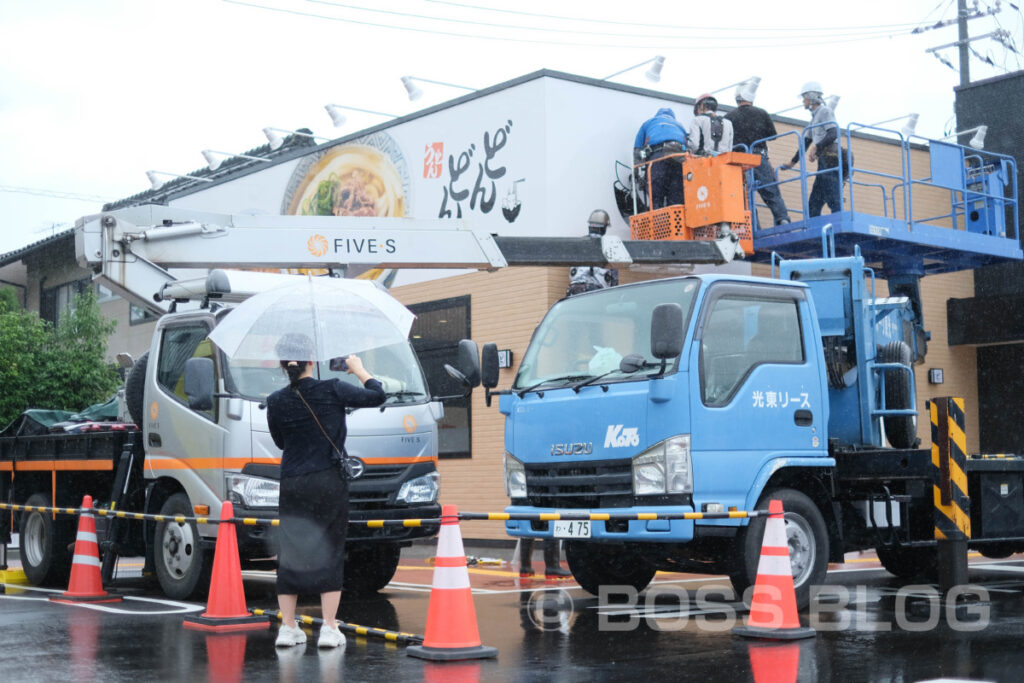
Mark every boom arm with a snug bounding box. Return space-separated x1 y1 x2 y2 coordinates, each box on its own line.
76 204 742 315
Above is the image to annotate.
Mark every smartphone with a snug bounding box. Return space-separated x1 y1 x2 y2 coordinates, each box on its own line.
329 356 349 372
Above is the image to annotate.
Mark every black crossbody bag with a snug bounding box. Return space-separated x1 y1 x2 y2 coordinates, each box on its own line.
292 388 361 481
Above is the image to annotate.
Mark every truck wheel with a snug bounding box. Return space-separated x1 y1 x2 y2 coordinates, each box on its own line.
730 488 828 610
154 493 212 600
879 341 917 449
124 351 149 427
19 493 75 587
342 543 401 594
564 542 656 597
876 544 937 579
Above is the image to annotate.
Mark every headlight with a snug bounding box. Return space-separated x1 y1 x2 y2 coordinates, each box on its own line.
504 451 527 498
397 472 440 504
632 435 692 495
225 472 280 508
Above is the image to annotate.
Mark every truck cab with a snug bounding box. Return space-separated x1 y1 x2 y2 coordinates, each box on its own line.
500 273 835 601
124 272 442 599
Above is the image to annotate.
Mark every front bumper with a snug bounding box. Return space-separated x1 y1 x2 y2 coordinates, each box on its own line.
234 461 441 558
504 504 696 543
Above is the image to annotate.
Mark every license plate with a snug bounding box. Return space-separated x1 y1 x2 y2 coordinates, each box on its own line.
553 520 591 538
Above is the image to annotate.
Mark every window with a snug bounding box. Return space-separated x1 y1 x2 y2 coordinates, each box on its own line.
40 279 90 326
156 324 216 420
409 296 470 459
130 304 160 326
700 295 804 406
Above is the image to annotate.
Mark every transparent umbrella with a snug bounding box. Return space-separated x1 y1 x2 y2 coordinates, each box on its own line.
207 275 415 363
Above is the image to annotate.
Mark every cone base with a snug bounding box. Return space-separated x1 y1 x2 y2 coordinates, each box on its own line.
51 593 123 604
733 624 816 640
407 643 498 661
183 614 271 633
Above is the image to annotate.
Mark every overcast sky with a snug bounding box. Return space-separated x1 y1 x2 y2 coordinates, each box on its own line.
1 0 1021 254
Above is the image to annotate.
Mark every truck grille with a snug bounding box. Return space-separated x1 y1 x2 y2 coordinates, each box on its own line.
525 459 633 508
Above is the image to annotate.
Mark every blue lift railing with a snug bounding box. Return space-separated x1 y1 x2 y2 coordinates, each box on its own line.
744 120 1020 274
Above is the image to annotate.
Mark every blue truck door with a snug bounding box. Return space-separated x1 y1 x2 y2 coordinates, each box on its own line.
688 284 825 510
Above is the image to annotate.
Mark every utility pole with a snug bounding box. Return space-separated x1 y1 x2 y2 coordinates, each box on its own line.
958 0 970 86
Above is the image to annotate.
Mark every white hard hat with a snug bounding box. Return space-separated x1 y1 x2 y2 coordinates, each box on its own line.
800 81 823 98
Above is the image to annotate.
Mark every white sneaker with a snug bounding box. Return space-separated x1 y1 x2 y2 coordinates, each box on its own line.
318 623 346 649
275 624 307 647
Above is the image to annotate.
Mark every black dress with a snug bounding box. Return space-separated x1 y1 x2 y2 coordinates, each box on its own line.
266 376 385 594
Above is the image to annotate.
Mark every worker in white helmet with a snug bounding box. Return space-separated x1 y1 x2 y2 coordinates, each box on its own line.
781 81 841 216
725 79 791 226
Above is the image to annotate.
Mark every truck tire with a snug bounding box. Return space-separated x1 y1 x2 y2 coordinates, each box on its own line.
875 544 937 579
730 488 828 610
879 341 917 449
19 493 75 587
124 351 149 427
564 541 656 597
342 543 401 594
154 493 212 600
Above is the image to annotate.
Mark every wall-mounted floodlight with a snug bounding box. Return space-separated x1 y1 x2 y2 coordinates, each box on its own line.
942 125 988 149
262 127 330 151
602 56 666 83
710 76 761 98
201 149 273 172
146 170 213 191
866 113 919 138
401 76 476 102
324 104 398 128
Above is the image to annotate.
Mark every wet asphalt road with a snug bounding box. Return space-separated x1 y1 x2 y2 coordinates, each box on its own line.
3 550 1024 682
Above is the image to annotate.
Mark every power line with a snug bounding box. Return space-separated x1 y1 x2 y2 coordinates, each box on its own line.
311 0 911 40
0 185 114 203
422 0 928 33
225 0 916 49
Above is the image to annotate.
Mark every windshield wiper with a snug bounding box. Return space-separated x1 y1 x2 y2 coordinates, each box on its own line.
569 370 620 393
515 374 590 398
568 354 665 393
386 390 426 400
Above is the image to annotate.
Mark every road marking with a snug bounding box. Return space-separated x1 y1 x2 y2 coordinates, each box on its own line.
0 583 202 614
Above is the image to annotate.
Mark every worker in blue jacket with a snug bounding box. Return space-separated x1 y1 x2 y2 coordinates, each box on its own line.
634 108 687 209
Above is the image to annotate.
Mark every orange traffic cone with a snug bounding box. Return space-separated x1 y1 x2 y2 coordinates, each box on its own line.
747 641 801 683
407 504 498 661
183 501 269 632
50 495 122 604
733 499 815 640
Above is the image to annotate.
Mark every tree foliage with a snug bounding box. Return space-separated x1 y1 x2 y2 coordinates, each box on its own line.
0 288 120 428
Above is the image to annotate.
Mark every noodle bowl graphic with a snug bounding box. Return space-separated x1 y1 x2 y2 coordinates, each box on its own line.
307 234 329 257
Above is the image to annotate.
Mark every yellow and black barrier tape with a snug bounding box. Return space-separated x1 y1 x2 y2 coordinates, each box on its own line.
1 502 765 529
930 396 971 540
252 608 424 645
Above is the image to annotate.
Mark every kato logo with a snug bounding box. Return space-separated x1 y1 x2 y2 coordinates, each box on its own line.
149 401 159 420
604 424 639 448
403 415 417 433
307 234 329 257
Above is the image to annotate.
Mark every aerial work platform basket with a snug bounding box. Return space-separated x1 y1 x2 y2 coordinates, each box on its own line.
629 151 760 256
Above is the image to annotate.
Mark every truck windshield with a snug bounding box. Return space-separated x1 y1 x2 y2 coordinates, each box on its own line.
513 278 699 391
224 340 429 404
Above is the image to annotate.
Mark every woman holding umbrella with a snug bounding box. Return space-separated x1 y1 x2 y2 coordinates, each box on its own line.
267 332 385 649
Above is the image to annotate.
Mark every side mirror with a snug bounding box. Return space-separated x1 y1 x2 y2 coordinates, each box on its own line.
184 357 215 411
443 339 481 395
481 343 499 389
651 303 684 359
